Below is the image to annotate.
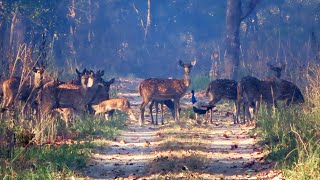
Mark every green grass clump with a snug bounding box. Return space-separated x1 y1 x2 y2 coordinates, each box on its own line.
71 111 127 139
0 142 95 179
256 106 320 179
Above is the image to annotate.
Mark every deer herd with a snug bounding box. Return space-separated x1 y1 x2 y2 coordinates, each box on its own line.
0 60 304 127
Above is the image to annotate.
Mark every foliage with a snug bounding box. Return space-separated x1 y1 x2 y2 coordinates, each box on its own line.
0 142 94 179
256 66 320 179
190 73 211 91
1 1 318 78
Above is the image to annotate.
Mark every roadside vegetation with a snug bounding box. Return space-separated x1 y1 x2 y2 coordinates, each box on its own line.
255 65 320 179
0 104 127 179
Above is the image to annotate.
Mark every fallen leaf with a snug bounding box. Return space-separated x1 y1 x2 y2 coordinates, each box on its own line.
231 144 238 150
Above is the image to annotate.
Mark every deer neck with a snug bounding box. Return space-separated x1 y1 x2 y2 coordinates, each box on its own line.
183 73 191 88
34 76 42 88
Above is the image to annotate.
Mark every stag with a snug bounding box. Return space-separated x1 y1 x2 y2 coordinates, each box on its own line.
139 59 196 125
1 62 45 113
91 98 137 121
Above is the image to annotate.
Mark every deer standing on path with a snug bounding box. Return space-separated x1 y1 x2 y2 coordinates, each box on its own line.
139 59 196 125
205 79 238 119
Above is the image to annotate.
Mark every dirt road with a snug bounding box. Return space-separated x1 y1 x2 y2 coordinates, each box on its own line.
83 78 283 179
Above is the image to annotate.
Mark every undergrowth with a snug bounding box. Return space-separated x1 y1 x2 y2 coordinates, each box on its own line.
255 65 320 179
0 110 127 179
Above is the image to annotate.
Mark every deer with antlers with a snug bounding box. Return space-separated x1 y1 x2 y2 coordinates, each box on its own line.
139 59 196 125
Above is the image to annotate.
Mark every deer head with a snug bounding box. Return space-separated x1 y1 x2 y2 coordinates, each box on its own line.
267 62 285 78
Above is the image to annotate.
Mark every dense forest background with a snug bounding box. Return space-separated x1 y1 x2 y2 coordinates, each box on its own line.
0 0 319 83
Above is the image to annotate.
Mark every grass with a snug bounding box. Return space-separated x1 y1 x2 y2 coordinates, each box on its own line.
0 142 94 179
255 81 320 179
0 109 128 179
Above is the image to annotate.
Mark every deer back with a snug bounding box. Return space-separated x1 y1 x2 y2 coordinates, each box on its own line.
139 78 189 100
274 79 304 105
36 79 62 114
90 78 115 105
206 79 238 101
91 98 130 114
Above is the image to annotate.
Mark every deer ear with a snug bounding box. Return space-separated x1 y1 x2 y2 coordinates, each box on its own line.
76 68 81 75
82 68 87 74
191 59 197 66
109 78 115 84
32 67 37 72
99 70 104 76
179 60 184 67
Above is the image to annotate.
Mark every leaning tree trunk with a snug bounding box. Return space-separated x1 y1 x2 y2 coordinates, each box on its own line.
224 0 241 80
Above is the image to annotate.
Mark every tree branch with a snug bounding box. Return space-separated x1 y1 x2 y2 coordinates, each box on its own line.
240 0 259 21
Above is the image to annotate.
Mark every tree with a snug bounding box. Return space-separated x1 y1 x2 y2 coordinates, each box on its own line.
224 0 259 80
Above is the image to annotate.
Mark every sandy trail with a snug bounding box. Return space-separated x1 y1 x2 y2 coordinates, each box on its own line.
83 78 282 179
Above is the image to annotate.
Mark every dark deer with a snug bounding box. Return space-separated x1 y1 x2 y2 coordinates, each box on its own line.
267 62 286 79
205 79 238 120
1 62 45 113
236 76 304 124
139 59 196 125
149 100 175 125
206 79 238 106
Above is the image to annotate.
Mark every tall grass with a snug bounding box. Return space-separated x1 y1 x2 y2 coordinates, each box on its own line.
255 65 320 179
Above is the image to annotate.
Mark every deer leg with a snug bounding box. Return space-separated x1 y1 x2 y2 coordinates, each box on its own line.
174 100 180 122
149 100 155 124
244 103 251 125
160 103 164 125
127 108 137 121
140 100 149 126
155 102 159 125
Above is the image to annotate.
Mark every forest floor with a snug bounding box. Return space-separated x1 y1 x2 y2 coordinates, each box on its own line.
82 78 284 180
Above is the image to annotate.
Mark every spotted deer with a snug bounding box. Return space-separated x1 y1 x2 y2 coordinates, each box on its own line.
205 79 238 120
1 62 45 113
267 62 286 79
236 75 304 124
54 68 90 123
139 59 196 125
91 98 137 121
149 99 175 125
37 70 103 121
205 79 238 106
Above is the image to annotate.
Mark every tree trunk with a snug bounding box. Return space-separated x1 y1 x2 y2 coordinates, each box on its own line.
224 0 241 80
